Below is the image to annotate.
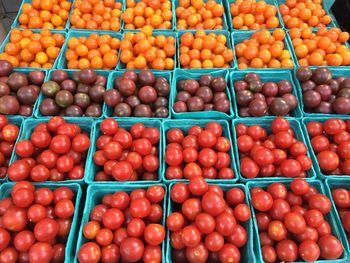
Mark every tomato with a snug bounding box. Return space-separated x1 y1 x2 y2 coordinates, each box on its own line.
290 178 310 195
27 204 46 223
195 213 215 234
240 157 259 178
268 220 287 241
0 247 18 262
252 191 273 212
215 211 236 236
78 242 101 263
341 212 350 232
143 245 161 263
318 234 344 260
182 198 202 221
182 147 198 163
188 177 208 196
276 239 298 262
34 218 58 242
298 226 319 242
296 155 313 171
201 191 226 217
215 137 230 152
170 183 189 203
166 128 184 144
205 122 222 138
30 164 51 182
100 244 120 263
182 135 198 149
226 188 245 206
15 140 34 158
110 192 129 211
72 134 90 153
183 162 202 179
198 148 217 167
102 142 122 160
267 183 287 199
100 119 118 136
96 228 113 246
237 135 254 153
14 230 35 252
253 147 274 166
338 141 350 159
186 242 209 263
8 160 31 181
144 224 165 246
284 212 307 234
317 151 339 172
188 126 202 136
299 240 320 261
234 204 250 222
304 209 324 228
111 161 133 181
0 227 10 251
256 213 272 231
54 199 74 219
218 244 240 263
166 212 184 232
52 243 65 263
268 199 291 221
113 227 128 247
2 206 28 232
198 130 217 148
311 135 330 153
261 245 276 263
259 232 274 247
12 187 34 208
120 237 144 262
332 188 350 208
2 124 19 142
102 208 124 230
56 218 72 238
142 155 159 172
317 221 332 236
181 225 201 248
34 188 53 206
171 230 185 250
308 193 331 214
68 165 84 180
280 159 302 177
56 156 74 173
47 116 65 132
37 150 58 169
83 221 100 240
226 225 247 248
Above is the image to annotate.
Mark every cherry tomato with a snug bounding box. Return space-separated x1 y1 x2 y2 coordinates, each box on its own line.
218 243 240 263
102 208 124 230
78 242 101 263
252 191 273 212
276 239 298 262
318 234 344 260
299 240 320 261
181 225 201 248
143 245 161 263
120 237 144 262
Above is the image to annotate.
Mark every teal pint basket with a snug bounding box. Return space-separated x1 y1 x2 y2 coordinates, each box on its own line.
324 177 350 254
247 179 350 263
104 69 172 119
34 69 110 118
0 116 24 183
230 69 303 118
56 30 122 69
177 29 235 69
11 0 73 31
166 182 256 263
7 117 94 184
119 30 177 70
232 29 296 70
0 182 83 262
225 0 283 31
302 116 350 179
295 67 350 118
74 183 167 262
84 118 162 184
171 68 234 119
276 0 339 29
0 28 67 70
161 119 239 184
0 68 48 118
232 117 317 182
67 0 124 32
174 0 229 30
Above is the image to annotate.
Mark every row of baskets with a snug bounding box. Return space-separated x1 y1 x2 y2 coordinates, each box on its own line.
9 0 339 33
2 27 350 70
2 116 350 184
1 177 349 262
8 66 350 120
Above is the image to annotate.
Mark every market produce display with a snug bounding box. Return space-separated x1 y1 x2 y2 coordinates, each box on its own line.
164 121 235 180
306 118 350 175
0 181 79 263
77 185 166 263
17 0 72 29
234 29 294 69
70 0 122 31
249 179 344 262
0 60 45 116
0 29 64 68
230 0 280 30
297 67 350 115
109 70 170 118
65 33 120 69
167 178 251 262
233 72 297 117
0 0 350 261
0 115 21 179
93 118 160 181
235 117 313 179
174 74 230 114
40 69 107 117
179 31 234 68
8 116 91 182
176 0 226 29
